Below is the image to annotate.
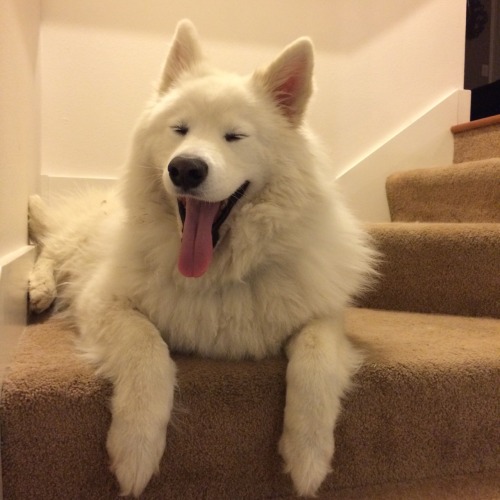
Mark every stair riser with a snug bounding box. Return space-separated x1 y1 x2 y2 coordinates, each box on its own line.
386 160 500 223
360 224 500 318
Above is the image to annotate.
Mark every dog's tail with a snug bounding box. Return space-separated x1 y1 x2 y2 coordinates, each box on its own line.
28 195 56 245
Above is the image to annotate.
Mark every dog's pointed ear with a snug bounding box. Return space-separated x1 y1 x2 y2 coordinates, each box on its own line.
158 19 203 94
253 38 314 125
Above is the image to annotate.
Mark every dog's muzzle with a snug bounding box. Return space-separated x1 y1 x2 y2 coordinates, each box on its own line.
168 155 250 278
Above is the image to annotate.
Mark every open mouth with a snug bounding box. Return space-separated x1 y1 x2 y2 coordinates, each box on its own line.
176 181 250 278
178 181 250 247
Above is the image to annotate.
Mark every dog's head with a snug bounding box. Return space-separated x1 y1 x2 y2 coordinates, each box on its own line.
135 20 315 278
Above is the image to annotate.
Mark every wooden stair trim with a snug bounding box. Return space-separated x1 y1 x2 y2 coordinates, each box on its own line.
451 113 500 134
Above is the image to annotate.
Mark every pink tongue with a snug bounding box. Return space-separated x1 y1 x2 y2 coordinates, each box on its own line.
178 198 220 278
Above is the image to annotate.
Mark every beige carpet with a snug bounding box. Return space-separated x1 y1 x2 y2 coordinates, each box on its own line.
2 309 499 500
386 158 500 223
452 115 500 163
361 222 500 318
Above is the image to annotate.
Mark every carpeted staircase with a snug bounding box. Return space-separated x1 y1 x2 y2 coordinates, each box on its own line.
1 117 499 499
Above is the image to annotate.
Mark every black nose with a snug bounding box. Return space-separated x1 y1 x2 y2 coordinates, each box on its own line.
168 156 208 191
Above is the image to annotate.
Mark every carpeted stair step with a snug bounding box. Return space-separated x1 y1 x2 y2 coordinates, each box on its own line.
452 114 500 163
385 158 500 223
361 223 500 318
1 308 499 499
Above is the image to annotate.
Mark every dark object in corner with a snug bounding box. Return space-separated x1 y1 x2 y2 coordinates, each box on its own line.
471 80 500 121
466 0 488 40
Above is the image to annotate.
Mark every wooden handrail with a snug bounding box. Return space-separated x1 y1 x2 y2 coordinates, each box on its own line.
451 114 500 134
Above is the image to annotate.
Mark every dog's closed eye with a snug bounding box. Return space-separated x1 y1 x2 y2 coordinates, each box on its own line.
172 124 189 136
224 132 248 143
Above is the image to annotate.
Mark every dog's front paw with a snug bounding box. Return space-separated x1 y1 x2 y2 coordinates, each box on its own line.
107 415 167 497
29 272 56 313
278 427 333 497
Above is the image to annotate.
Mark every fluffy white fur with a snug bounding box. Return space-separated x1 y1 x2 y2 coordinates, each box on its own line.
29 20 375 498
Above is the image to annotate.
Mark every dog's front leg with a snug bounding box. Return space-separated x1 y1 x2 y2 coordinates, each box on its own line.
279 316 362 497
29 253 57 313
78 302 176 498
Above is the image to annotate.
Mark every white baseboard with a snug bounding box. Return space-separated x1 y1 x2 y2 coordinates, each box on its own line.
0 245 35 380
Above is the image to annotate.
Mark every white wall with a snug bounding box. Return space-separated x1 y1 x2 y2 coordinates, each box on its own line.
0 0 39 369
0 0 40 257
40 0 466 182
0 0 40 327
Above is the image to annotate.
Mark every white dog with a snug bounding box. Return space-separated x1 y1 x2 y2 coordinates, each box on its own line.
29 20 375 497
